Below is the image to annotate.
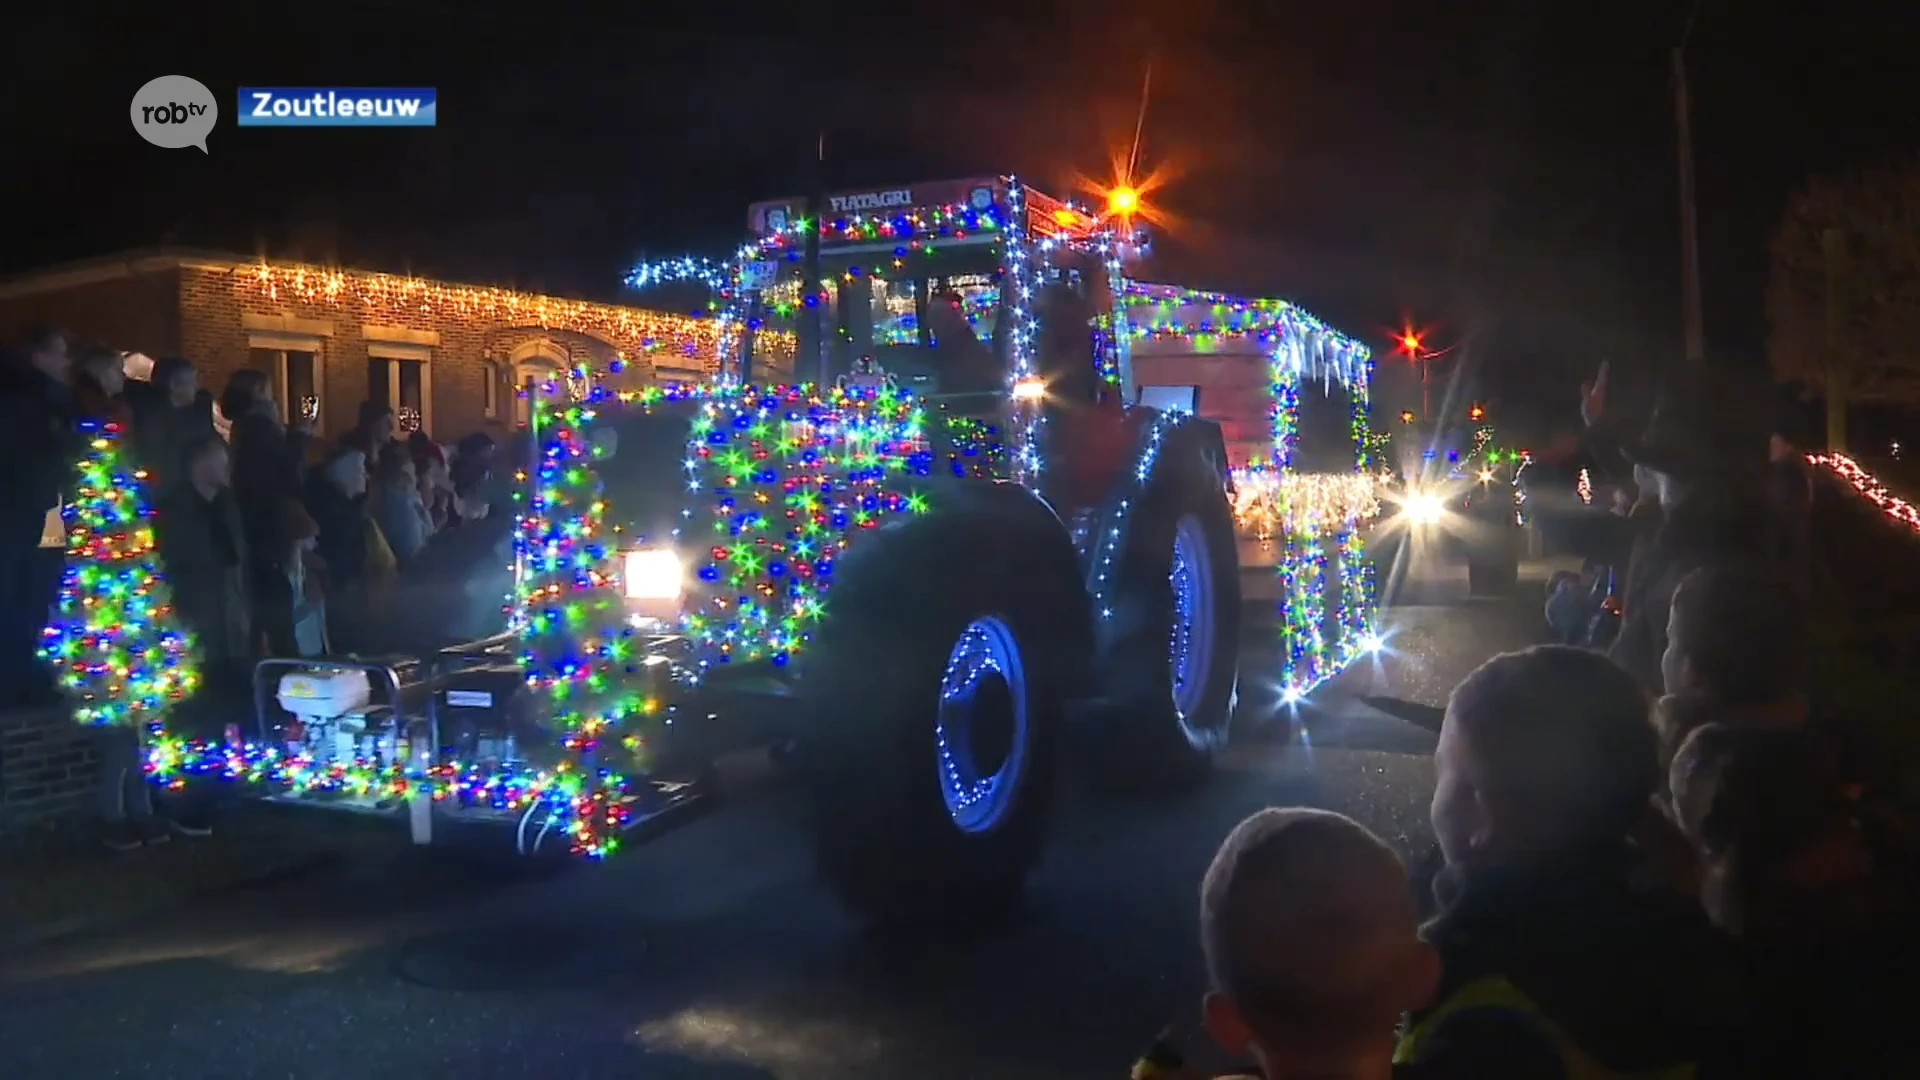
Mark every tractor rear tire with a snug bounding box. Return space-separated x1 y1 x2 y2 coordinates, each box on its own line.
1082 446 1241 795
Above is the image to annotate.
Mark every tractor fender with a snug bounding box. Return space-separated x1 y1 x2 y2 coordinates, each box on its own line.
830 477 1095 699
1082 408 1233 639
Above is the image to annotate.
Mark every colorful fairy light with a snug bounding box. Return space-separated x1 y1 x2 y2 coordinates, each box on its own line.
670 381 928 667
939 413 1008 479
751 200 1007 252
1808 452 1920 534
40 421 200 728
1118 281 1378 699
513 368 648 856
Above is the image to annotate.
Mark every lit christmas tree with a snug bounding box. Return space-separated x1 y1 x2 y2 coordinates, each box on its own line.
513 370 645 855
40 420 199 730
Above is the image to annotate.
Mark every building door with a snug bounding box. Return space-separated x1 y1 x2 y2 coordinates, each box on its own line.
513 358 563 428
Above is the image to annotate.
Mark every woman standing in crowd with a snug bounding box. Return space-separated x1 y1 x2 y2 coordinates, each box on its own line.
129 357 215 495
220 369 312 594
342 400 397 477
305 448 378 650
369 447 431 566
70 345 132 428
156 435 252 676
254 498 328 659
411 434 454 531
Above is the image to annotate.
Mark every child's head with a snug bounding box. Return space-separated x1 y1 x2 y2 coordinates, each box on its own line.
1434 646 1656 867
1651 691 1726 778
1669 724 1881 937
1660 563 1809 706
1199 808 1437 1078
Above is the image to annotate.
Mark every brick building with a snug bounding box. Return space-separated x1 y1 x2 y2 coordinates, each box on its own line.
0 249 741 441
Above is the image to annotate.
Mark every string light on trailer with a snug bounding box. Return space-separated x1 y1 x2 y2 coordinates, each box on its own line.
1115 280 1378 702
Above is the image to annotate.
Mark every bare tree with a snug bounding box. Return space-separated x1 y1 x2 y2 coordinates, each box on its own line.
1767 156 1920 407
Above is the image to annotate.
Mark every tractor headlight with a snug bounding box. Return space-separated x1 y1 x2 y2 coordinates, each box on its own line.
624 548 685 601
1402 490 1447 526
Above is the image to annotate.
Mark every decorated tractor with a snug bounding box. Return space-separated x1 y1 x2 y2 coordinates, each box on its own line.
140 176 1377 927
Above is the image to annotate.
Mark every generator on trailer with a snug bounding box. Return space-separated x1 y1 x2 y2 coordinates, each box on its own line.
154 176 1377 927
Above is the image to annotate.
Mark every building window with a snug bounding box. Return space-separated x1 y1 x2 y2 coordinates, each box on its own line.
367 347 433 435
481 360 501 418
249 345 323 427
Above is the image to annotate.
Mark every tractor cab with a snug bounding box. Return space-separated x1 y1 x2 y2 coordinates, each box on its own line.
737 179 1121 421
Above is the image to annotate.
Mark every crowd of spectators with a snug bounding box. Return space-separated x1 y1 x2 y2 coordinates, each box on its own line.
0 327 525 849
1168 360 1916 1079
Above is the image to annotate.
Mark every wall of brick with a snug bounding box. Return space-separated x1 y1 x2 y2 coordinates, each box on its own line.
177 261 729 441
0 708 99 832
0 267 183 360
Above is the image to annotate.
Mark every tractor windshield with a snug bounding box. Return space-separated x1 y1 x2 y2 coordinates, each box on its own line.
748 247 1009 403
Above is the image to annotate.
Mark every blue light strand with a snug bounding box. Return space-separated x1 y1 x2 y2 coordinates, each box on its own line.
624 256 733 293
1004 179 1042 486
1087 410 1196 630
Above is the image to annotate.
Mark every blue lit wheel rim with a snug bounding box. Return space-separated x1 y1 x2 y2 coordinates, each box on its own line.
1169 514 1216 731
935 616 1030 835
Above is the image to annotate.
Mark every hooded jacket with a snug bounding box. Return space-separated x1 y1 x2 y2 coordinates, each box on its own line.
1401 849 1743 1078
1610 484 1786 694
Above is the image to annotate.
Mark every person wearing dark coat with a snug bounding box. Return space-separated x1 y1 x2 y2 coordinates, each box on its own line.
155 435 254 673
0 327 77 707
220 369 312 587
129 357 216 496
71 345 134 430
1581 360 1795 694
305 449 371 591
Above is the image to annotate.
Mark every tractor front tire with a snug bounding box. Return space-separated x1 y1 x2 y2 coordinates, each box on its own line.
804 491 1090 930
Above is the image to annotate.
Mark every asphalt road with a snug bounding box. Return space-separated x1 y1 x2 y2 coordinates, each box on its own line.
0 559 1554 1080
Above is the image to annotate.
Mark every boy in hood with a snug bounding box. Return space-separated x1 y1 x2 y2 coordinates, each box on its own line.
1399 646 1740 1078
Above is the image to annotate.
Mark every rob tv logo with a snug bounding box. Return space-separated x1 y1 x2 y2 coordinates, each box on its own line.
130 75 218 153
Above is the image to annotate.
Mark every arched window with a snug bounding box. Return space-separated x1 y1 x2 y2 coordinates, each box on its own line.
508 340 569 427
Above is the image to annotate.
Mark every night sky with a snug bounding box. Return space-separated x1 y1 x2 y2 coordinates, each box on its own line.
7 0 1915 439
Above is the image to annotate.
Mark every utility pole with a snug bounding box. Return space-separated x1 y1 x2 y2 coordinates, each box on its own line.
1672 45 1706 366
1823 227 1850 453
804 131 827 387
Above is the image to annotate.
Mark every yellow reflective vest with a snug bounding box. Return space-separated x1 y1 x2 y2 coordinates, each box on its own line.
1395 974 1696 1080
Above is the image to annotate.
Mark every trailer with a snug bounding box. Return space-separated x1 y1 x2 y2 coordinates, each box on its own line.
152 177 1379 925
